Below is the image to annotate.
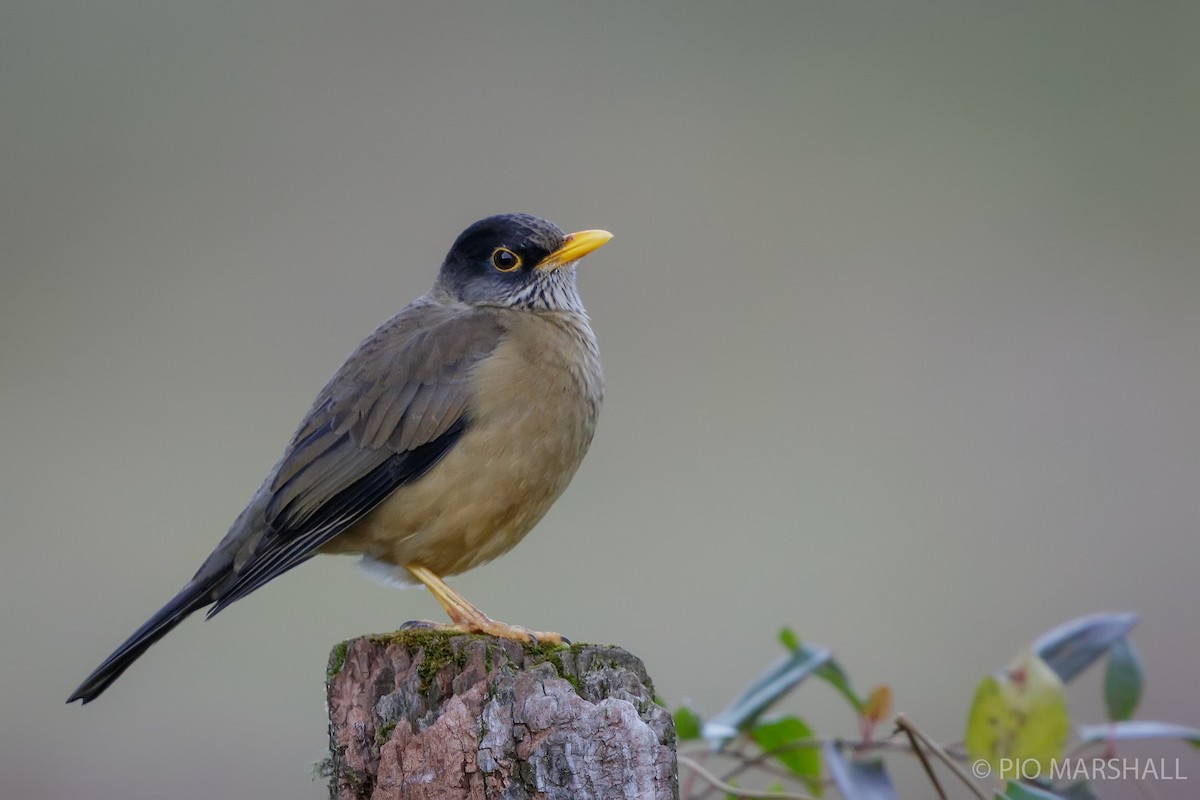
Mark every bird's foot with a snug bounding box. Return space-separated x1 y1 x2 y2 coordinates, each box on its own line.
448 614 566 646
404 563 568 645
396 617 566 645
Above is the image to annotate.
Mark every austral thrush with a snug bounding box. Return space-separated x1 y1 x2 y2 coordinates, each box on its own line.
69 213 611 703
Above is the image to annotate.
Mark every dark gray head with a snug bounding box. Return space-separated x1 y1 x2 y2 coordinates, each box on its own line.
435 214 612 312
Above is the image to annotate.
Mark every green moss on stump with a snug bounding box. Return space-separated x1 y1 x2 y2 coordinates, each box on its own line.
524 639 585 694
366 628 474 693
357 628 587 694
373 721 397 746
326 640 349 680
326 629 638 705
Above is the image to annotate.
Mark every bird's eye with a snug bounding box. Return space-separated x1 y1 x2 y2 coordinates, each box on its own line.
491 248 521 272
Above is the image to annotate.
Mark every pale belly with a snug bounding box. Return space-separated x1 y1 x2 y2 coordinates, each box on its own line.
320 314 602 579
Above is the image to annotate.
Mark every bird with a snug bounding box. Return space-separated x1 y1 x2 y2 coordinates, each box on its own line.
68 213 611 704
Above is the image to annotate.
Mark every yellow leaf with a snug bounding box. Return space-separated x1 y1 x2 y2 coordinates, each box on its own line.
965 650 1070 773
862 685 893 725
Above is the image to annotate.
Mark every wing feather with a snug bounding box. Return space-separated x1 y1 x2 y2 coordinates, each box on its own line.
210 302 506 612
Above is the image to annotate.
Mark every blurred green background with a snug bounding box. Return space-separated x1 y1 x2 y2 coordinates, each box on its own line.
3 3 1198 799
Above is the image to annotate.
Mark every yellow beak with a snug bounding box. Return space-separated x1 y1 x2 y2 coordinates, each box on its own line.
536 229 614 271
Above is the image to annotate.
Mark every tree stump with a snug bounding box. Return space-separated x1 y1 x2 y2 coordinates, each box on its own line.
324 630 678 799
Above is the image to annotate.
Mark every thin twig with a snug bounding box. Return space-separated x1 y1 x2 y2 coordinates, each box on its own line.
678 734 914 763
722 735 925 795
707 737 822 796
681 747 707 798
896 717 948 800
893 714 990 800
678 755 816 800
691 740 752 800
692 735 818 800
683 726 963 800
942 740 967 760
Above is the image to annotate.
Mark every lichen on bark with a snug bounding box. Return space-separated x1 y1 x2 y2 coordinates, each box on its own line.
325 631 678 799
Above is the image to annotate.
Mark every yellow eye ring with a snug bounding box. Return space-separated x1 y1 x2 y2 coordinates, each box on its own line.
491 248 521 272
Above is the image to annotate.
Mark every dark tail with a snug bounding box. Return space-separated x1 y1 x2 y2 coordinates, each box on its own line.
67 581 212 704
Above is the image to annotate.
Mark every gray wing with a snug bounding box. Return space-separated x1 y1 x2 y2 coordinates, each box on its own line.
206 300 505 614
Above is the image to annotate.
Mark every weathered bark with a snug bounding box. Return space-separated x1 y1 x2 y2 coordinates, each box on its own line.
325 630 678 800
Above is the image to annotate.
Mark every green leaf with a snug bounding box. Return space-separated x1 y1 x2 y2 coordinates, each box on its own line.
750 716 821 794
1103 637 1142 722
995 779 1067 799
815 657 865 713
966 651 1070 772
778 629 863 712
703 645 831 745
1033 612 1137 684
1077 721 1200 748
673 705 703 741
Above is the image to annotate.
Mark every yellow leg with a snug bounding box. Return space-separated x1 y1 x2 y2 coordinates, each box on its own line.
404 564 564 645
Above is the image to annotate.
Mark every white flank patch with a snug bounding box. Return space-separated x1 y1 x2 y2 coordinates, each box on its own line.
357 555 420 589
